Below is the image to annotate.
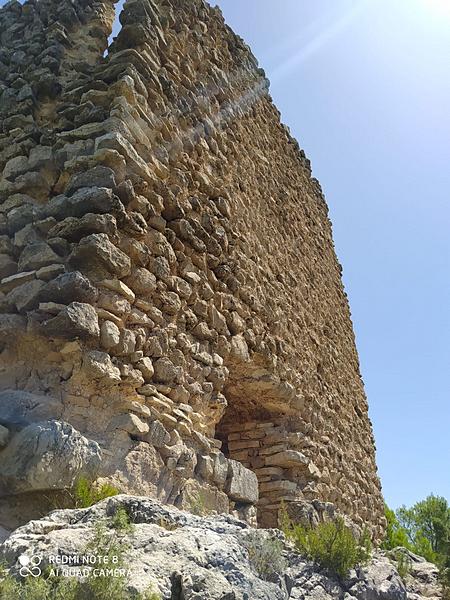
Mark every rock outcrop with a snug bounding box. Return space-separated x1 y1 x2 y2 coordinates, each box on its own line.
0 0 384 535
0 496 442 600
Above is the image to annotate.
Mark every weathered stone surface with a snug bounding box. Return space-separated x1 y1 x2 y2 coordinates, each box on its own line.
0 315 26 349
0 424 9 448
124 267 157 295
40 271 97 304
36 263 66 281
65 166 116 196
99 278 135 303
100 319 121 349
226 459 259 504
43 187 123 221
402 550 442 599
44 302 100 339
0 270 36 294
266 450 310 468
143 420 170 447
0 497 438 600
0 390 62 431
153 357 178 384
69 233 131 278
347 554 407 599
48 213 117 242
18 242 62 272
136 357 154 382
82 350 121 385
0 420 101 494
0 254 17 280
6 278 44 312
110 413 149 436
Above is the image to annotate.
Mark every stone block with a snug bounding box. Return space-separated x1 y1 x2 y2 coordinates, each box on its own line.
225 459 259 504
143 420 170 447
18 242 62 272
69 233 131 278
0 420 101 494
100 320 121 349
7 278 44 312
110 413 149 436
40 271 97 304
65 166 116 196
82 350 121 385
265 450 310 468
44 302 100 339
136 357 154 382
0 270 36 294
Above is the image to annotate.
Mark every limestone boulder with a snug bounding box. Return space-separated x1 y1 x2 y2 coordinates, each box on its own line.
6 278 44 312
0 389 62 432
0 420 101 495
142 420 170 447
43 187 124 221
124 267 157 295
153 357 178 384
347 554 407 599
48 213 118 242
100 320 121 349
266 450 310 468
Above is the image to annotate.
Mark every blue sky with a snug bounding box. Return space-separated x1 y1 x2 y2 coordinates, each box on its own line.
2 0 448 510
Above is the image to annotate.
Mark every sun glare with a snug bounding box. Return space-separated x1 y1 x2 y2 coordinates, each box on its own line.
425 0 450 18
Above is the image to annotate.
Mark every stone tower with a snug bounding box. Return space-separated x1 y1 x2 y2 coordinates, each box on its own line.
0 0 385 537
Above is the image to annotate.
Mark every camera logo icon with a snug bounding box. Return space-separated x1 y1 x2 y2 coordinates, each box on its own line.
18 555 42 578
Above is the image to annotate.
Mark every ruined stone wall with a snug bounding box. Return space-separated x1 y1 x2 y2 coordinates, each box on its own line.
0 0 385 536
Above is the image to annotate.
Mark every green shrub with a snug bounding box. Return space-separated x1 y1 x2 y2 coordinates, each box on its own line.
73 477 119 509
111 507 134 534
283 517 372 580
242 530 287 581
440 556 450 600
188 491 210 516
0 573 160 600
391 550 412 581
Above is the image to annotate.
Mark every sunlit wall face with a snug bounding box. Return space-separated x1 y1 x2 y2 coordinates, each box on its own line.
0 0 448 510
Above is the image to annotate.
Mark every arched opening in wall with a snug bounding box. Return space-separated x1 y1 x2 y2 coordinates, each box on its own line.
215 357 302 529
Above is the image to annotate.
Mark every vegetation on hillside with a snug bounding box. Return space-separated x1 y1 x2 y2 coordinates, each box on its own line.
282 512 372 580
72 477 120 509
382 494 450 595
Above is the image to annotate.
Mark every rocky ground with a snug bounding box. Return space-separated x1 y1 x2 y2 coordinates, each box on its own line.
0 495 442 599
